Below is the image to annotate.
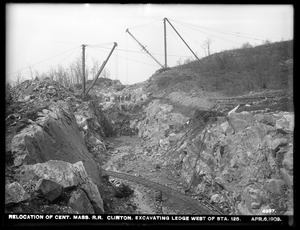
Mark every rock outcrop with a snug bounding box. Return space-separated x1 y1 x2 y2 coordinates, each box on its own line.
165 108 294 215
11 100 103 184
136 99 189 145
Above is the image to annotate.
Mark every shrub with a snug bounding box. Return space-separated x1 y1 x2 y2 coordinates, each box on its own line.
241 42 253 49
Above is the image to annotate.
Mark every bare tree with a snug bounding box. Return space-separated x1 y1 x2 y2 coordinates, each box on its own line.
48 67 56 80
85 63 89 82
35 70 47 80
184 56 193 64
101 68 110 79
176 58 182 66
14 70 24 86
56 65 69 87
201 44 207 57
90 58 100 80
34 69 42 80
241 42 252 49
201 37 214 56
70 57 82 84
68 65 76 85
27 65 34 80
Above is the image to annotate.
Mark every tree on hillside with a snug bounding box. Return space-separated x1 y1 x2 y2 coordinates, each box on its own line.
91 58 100 80
70 56 82 84
14 70 24 86
241 42 252 49
27 65 34 80
184 56 193 64
48 67 56 81
34 70 47 80
201 37 214 56
34 70 40 79
262 39 272 45
176 58 182 66
101 68 111 79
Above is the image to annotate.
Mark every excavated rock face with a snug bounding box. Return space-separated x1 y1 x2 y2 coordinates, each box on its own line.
74 99 114 164
136 99 189 145
10 100 102 183
165 109 294 215
81 77 148 139
5 77 116 214
7 100 105 213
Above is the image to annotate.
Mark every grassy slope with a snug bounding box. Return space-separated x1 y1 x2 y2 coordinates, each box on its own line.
147 40 293 97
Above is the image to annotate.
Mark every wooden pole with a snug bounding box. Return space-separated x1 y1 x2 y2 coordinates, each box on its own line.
84 42 118 97
126 28 164 68
165 18 201 63
164 18 167 68
82 44 86 96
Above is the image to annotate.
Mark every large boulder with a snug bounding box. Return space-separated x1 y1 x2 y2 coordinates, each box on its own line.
274 112 294 132
20 160 104 214
227 105 254 133
35 179 63 202
5 182 30 205
68 188 95 214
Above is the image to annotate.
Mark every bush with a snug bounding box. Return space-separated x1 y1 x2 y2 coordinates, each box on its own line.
215 52 235 70
241 42 253 49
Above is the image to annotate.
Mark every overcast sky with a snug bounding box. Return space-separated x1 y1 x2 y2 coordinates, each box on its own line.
6 4 293 85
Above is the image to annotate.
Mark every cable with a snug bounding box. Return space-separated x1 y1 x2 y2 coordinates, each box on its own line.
7 45 80 76
184 23 243 45
87 42 115 47
117 53 159 67
51 49 81 69
128 19 161 30
169 18 273 41
93 45 190 58
126 34 128 84
88 46 158 67
185 25 244 45
166 23 197 58
169 19 244 45
115 48 118 80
